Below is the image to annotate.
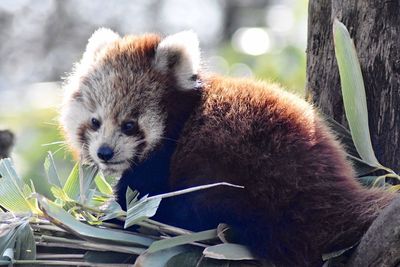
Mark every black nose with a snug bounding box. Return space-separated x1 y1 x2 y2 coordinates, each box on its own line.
97 145 114 161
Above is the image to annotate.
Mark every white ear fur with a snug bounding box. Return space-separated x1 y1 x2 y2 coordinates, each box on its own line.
155 30 200 90
84 28 120 61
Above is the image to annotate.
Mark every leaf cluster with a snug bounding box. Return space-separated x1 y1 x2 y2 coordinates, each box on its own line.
0 154 257 266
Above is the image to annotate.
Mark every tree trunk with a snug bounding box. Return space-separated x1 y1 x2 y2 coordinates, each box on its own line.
345 196 400 267
306 0 400 172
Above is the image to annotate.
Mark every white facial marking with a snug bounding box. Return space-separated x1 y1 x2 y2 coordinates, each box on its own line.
138 109 165 153
61 30 199 177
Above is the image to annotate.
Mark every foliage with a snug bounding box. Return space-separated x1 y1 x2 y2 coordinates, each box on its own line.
331 19 400 186
0 107 74 197
322 19 400 266
0 154 259 266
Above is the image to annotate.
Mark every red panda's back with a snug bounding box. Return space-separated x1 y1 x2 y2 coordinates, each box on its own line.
169 75 395 266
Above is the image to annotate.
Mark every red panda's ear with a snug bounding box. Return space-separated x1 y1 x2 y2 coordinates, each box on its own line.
84 28 120 61
155 31 200 90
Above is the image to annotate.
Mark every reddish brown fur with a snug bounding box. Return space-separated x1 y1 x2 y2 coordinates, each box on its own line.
168 76 395 266
62 32 396 266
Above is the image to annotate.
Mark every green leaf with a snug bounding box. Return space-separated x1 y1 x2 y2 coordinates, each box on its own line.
165 250 204 267
333 19 380 167
135 245 193 267
44 151 62 187
203 244 256 261
51 186 73 202
0 218 36 261
125 183 244 229
79 165 98 204
126 187 140 208
28 180 39 211
124 194 162 228
99 199 126 221
216 224 235 244
325 117 359 158
63 163 80 200
62 163 100 203
346 155 380 177
94 172 113 195
36 194 154 247
13 221 36 260
357 176 384 188
0 159 34 212
325 118 379 176
147 229 218 254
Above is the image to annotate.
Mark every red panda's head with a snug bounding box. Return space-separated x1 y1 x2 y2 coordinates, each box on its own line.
60 28 201 176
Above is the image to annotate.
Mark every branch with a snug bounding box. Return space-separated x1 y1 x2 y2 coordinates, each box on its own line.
346 196 400 267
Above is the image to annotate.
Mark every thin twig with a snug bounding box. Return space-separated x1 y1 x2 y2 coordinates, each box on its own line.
11 260 132 266
36 254 84 260
147 182 244 200
36 239 145 255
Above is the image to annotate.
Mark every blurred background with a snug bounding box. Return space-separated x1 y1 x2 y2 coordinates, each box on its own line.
0 0 308 188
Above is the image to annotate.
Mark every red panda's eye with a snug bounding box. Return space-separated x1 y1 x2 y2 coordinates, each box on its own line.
121 121 138 136
91 118 101 131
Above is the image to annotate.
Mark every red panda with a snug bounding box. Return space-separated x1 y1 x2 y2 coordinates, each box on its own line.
60 28 395 266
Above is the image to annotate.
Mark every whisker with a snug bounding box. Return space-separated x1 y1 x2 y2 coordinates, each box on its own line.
52 146 66 155
127 157 138 167
160 136 178 143
41 140 68 147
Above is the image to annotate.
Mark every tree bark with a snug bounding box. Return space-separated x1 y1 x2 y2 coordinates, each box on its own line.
346 196 400 267
306 0 400 172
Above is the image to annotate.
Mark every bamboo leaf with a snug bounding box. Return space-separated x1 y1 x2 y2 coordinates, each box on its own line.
29 180 39 212
134 245 192 267
14 221 36 260
51 186 74 203
147 229 217 254
333 19 380 167
124 195 162 228
0 218 35 261
99 200 126 221
63 163 80 200
165 251 204 267
325 118 379 176
216 224 234 244
126 187 140 207
357 176 384 188
36 194 154 247
325 117 359 157
203 244 256 261
94 173 113 195
79 165 98 204
0 159 34 212
125 183 244 229
2 248 13 261
346 155 380 177
44 151 62 188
